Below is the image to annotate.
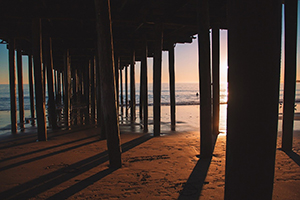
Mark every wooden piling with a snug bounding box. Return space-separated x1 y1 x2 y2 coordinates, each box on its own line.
84 60 91 125
168 44 176 131
153 24 163 137
139 60 143 122
125 66 128 118
73 69 79 125
95 52 106 139
282 0 298 151
212 28 220 136
32 18 47 141
116 56 120 115
130 50 136 124
57 71 61 104
44 37 58 129
8 39 17 133
197 0 212 157
120 68 124 117
17 50 25 130
28 55 35 126
141 37 148 132
91 57 96 123
225 1 281 199
95 0 122 168
63 49 71 128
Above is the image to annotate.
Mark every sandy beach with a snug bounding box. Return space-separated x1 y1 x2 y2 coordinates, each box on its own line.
0 105 299 199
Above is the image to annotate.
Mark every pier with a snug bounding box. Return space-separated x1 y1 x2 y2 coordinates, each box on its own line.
0 0 298 199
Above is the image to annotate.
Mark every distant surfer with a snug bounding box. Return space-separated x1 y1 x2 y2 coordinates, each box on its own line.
196 92 199 97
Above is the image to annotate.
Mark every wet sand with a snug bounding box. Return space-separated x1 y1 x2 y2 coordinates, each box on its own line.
0 105 299 199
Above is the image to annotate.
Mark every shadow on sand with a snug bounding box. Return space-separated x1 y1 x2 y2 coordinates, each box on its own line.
0 134 152 199
178 136 218 200
279 148 300 167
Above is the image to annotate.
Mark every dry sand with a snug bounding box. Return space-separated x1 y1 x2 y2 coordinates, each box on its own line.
0 105 299 199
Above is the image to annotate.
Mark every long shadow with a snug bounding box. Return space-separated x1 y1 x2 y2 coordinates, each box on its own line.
279 149 300 167
177 156 212 200
0 139 100 172
0 125 97 150
0 134 152 199
178 136 218 200
0 135 98 163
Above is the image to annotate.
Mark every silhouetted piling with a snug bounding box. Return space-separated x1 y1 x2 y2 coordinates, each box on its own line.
130 49 136 124
95 0 122 168
8 39 17 133
44 37 57 129
120 68 124 117
282 0 298 151
168 44 176 131
125 66 128 118
28 55 35 126
153 24 163 137
225 1 281 199
141 37 148 132
212 28 220 136
32 18 47 141
197 0 213 157
63 49 71 128
17 50 25 130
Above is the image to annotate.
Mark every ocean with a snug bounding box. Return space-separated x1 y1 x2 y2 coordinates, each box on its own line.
0 82 299 135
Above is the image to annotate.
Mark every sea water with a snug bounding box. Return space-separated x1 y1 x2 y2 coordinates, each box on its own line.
0 83 299 135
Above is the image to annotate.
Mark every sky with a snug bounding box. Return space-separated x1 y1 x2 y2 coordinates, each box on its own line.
0 30 228 85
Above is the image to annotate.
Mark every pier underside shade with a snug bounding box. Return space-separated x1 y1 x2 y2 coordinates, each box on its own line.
32 18 47 141
95 0 122 168
225 1 281 200
282 0 298 151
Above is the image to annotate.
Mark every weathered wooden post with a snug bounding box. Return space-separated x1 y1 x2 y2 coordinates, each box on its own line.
95 0 122 168
96 52 107 139
282 0 298 151
120 67 124 118
84 59 91 125
153 24 163 137
212 28 220 136
72 69 79 125
57 71 61 104
91 57 96 123
225 1 281 199
28 55 35 126
8 39 17 133
32 18 47 141
16 50 25 130
44 37 58 129
125 66 128 118
139 60 143 123
141 37 148 132
115 56 120 115
197 0 212 157
63 49 71 128
168 43 176 131
130 50 136 124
